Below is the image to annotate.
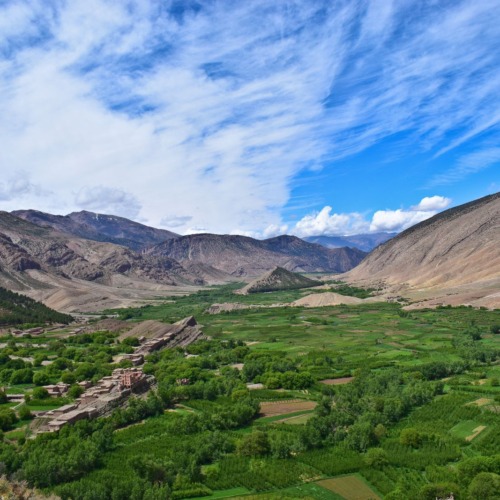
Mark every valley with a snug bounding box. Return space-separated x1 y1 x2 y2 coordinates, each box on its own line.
0 281 498 499
0 194 497 499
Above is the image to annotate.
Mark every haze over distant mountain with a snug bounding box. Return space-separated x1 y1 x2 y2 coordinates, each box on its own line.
345 193 500 308
146 234 366 277
305 232 396 252
12 210 178 251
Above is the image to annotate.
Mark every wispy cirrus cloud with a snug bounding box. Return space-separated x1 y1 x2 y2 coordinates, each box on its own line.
0 1 498 234
428 148 500 187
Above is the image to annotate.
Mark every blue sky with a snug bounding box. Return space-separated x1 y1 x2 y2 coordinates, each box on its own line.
0 0 498 237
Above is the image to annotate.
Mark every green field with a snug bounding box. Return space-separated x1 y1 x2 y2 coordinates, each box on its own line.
0 284 498 499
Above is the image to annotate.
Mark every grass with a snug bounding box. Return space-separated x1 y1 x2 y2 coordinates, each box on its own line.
449 420 484 439
253 409 315 425
230 482 343 499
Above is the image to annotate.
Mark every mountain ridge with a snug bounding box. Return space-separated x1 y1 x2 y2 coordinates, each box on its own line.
305 232 396 252
146 233 367 277
345 192 500 308
12 209 179 251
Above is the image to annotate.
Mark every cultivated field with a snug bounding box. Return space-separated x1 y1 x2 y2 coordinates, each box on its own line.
259 400 317 417
317 475 381 500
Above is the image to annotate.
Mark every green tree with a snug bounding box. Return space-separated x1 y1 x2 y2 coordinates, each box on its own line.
18 405 33 420
33 371 50 386
237 431 270 457
67 385 85 399
400 428 422 448
31 387 50 400
467 472 500 499
363 448 388 468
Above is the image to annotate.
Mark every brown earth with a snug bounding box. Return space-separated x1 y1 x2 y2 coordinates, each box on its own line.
320 377 355 385
292 292 364 307
259 400 317 417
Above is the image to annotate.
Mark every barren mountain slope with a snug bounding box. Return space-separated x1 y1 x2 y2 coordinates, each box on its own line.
13 209 178 251
147 234 366 277
237 267 320 294
345 193 500 306
0 212 207 311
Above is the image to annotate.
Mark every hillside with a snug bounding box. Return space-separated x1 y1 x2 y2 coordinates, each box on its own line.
0 287 73 325
345 193 500 307
237 267 320 294
13 210 178 251
305 232 396 252
147 234 366 277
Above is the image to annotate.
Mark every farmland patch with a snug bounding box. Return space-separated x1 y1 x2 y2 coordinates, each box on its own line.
317 475 381 500
320 377 354 385
259 400 317 417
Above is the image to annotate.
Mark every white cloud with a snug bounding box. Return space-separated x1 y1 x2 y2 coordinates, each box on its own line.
0 172 47 201
369 209 435 233
160 215 192 229
293 206 369 237
0 1 498 234
428 147 500 187
75 186 141 219
293 195 452 236
413 196 451 211
262 224 289 239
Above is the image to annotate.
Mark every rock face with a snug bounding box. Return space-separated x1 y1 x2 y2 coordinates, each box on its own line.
147 234 366 277
0 211 214 313
237 267 320 294
345 193 500 307
13 210 178 251
0 211 197 288
305 232 396 252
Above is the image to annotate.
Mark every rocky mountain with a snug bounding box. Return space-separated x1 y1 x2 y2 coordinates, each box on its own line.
0 211 195 287
0 211 212 312
146 234 366 277
12 210 178 251
345 193 500 308
237 267 320 294
305 232 396 252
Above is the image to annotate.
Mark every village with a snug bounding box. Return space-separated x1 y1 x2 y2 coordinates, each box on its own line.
27 316 204 433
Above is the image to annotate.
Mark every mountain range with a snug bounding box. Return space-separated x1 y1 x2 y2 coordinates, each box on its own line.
305 232 396 252
12 210 179 251
2 192 498 312
0 210 366 311
146 233 365 277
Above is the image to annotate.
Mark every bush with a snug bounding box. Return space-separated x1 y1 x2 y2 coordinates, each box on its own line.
31 387 50 400
18 405 33 420
33 371 50 386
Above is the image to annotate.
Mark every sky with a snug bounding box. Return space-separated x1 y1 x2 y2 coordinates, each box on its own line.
0 0 499 238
